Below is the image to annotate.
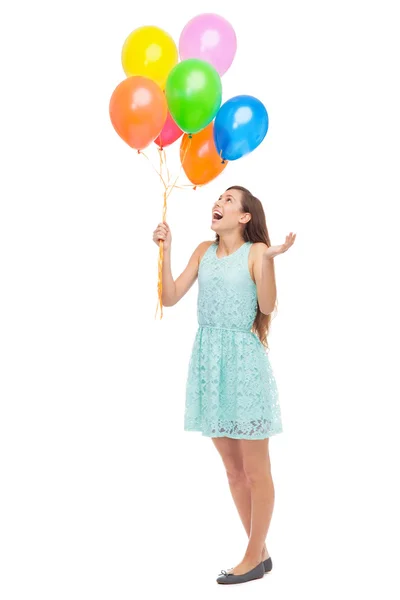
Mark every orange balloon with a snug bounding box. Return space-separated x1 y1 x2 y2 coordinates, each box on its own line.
180 122 227 185
109 76 167 150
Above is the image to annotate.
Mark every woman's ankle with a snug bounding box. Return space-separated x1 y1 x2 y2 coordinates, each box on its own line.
261 545 270 560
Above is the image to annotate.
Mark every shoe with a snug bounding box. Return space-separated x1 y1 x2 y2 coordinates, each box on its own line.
216 561 265 584
263 556 273 573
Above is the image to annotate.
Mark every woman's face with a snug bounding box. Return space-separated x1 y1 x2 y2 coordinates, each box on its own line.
211 189 250 231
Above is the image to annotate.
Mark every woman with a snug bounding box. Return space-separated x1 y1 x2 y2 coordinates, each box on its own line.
153 185 296 584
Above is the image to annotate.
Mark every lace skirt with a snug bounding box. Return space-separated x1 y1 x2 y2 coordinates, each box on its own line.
184 326 283 440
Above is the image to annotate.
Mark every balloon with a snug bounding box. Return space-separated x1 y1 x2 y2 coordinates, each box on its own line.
121 26 178 89
180 122 227 185
154 111 183 148
179 13 237 76
109 76 167 150
214 95 269 161
165 59 222 134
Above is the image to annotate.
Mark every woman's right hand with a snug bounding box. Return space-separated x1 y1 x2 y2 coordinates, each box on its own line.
153 221 172 251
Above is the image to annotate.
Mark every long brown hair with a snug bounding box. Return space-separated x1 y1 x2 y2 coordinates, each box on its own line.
214 185 278 350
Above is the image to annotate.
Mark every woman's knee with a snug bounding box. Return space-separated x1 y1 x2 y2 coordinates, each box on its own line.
243 466 271 485
240 438 271 484
211 437 247 484
225 464 248 486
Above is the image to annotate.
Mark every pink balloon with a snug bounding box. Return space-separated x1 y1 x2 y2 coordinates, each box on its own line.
154 112 183 148
179 13 237 76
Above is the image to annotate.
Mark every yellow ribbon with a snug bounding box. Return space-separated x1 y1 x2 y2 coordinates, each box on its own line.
138 140 193 320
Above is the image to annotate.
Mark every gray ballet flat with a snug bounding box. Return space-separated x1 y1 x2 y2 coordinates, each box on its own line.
263 556 273 573
216 561 265 584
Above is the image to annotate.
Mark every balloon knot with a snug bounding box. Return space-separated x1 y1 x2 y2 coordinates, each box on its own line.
193 186 197 191
137 150 141 154
188 134 193 139
221 159 226 164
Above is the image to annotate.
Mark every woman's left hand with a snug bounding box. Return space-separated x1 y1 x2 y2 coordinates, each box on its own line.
263 232 296 259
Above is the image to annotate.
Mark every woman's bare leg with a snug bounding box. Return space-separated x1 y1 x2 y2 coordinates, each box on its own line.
211 437 270 566
227 437 274 574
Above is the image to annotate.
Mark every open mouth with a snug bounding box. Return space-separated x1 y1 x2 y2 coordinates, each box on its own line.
212 211 223 221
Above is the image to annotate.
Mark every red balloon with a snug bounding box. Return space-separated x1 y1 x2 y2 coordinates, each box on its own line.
154 111 183 148
109 76 167 150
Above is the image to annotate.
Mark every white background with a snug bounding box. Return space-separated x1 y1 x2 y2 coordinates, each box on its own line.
1 0 399 598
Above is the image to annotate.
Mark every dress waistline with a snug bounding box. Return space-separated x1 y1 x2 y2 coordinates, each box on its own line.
199 325 254 334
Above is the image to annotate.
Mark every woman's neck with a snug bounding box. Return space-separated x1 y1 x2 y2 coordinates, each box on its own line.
217 234 246 255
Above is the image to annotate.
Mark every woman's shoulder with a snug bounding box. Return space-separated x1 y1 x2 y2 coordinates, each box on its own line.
198 240 215 252
249 241 269 255
248 242 268 272
197 240 215 263
250 241 268 250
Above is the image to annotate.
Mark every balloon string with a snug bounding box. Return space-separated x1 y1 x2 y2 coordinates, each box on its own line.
173 184 200 190
154 150 169 319
155 184 168 320
137 150 167 320
165 136 192 199
153 137 193 319
159 148 163 186
138 149 168 190
162 148 171 186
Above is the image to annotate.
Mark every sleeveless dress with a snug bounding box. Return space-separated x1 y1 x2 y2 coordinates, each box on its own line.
184 241 283 440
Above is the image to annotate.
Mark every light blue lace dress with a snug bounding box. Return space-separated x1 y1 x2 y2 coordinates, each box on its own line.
184 241 283 439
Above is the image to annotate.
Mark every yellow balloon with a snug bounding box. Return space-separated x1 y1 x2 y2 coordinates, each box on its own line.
121 26 178 89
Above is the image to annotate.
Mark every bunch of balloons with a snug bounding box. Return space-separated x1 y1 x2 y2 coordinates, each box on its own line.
109 13 269 186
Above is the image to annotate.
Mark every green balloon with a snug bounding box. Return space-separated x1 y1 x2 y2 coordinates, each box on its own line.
165 59 222 134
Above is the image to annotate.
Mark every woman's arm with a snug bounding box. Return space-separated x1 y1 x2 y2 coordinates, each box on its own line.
252 243 277 315
162 241 212 307
252 232 296 314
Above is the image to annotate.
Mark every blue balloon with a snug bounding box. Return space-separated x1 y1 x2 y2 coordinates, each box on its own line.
213 95 269 161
